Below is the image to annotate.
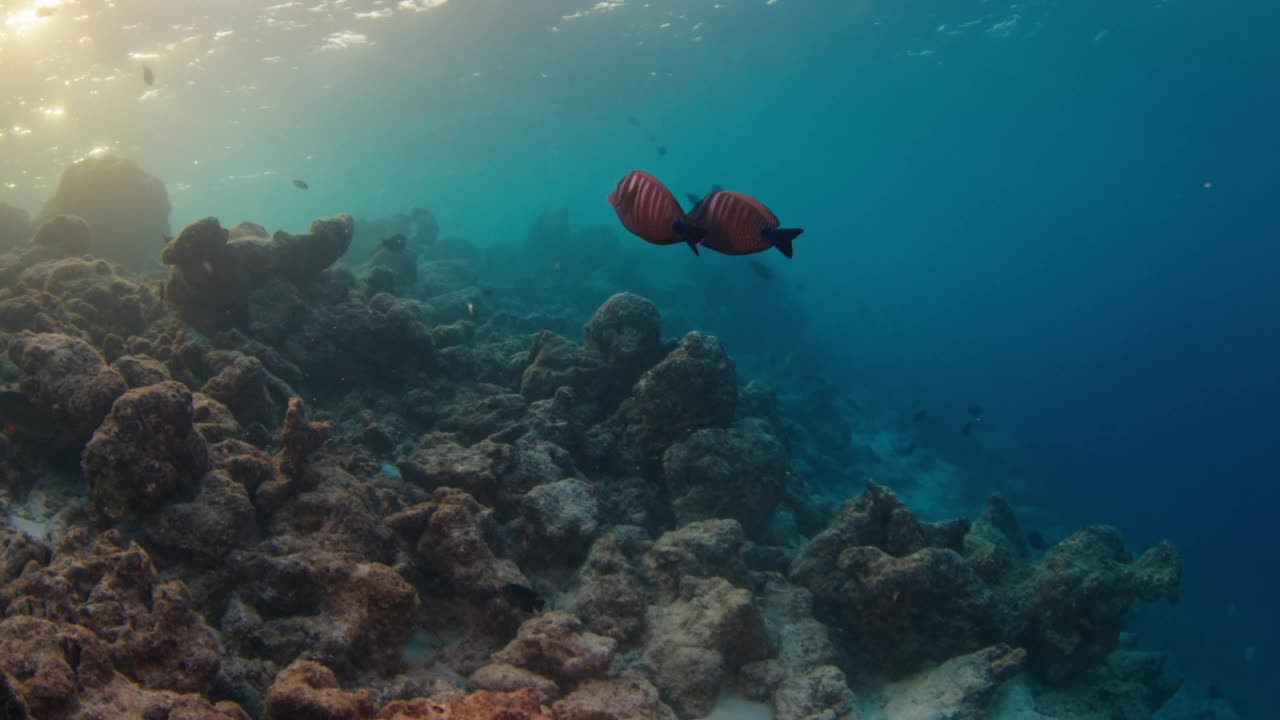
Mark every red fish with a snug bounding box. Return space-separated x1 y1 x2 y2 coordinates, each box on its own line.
686 190 803 258
608 170 706 254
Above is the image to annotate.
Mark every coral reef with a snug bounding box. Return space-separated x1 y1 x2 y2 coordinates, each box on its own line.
0 192 1209 720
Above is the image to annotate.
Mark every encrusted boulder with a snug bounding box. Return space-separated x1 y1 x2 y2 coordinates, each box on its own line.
386 487 528 606
633 332 737 445
36 154 170 269
263 660 374 720
486 611 617 687
661 418 788 539
31 213 92 257
553 672 677 720
645 576 771 718
7 330 127 445
583 292 667 380
81 381 209 522
1002 526 1181 684
963 495 1029 583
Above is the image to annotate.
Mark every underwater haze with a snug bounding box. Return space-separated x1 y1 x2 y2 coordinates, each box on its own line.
3 0 1278 718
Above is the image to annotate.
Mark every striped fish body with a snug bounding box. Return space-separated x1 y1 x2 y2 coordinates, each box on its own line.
687 190 802 258
608 170 688 246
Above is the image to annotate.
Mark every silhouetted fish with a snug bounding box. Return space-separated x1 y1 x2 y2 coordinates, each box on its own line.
656 144 668 156
36 6 55 17
911 409 929 424
962 421 972 436
607 170 705 254
968 404 983 420
142 65 155 86
499 583 544 613
747 259 773 279
380 233 408 252
686 190 803 258
627 115 641 127
1207 683 1224 700
292 179 309 190
1027 531 1047 550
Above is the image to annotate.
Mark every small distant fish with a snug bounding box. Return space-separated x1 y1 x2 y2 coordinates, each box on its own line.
607 170 706 254
36 6 56 17
499 582 544 613
911 409 929 424
1207 683 1224 700
380 233 408 253
292 179 309 190
962 421 972 436
624 115 669 156
686 190 803 258
142 65 155 86
747 259 773 279
967 404 983 420
1026 531 1047 550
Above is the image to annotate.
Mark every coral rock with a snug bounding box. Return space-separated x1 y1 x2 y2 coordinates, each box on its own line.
583 292 665 377
661 418 788 539
0 529 223 695
387 488 527 605
278 396 334 478
492 612 617 685
265 660 375 720
37 154 171 269
7 330 128 445
633 332 736 444
81 380 209 521
878 643 1027 720
31 213 92 257
552 673 676 720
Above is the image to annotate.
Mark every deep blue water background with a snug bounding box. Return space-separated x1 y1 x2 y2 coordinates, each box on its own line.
769 1 1280 713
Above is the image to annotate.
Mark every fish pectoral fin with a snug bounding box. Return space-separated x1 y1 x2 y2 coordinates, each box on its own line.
765 227 804 259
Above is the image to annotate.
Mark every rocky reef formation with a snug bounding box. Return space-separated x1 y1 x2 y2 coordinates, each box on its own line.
36 154 171 270
0 187 1212 720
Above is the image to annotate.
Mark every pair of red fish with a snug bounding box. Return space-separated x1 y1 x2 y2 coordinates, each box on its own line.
607 170 803 258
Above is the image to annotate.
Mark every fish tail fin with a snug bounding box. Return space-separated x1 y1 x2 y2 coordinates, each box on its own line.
766 228 803 258
686 192 702 207
674 220 706 255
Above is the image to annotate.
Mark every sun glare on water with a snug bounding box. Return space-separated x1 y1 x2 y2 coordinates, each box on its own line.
3 1 64 37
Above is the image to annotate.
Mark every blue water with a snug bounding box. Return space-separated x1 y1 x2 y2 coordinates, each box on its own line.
4 0 1278 714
